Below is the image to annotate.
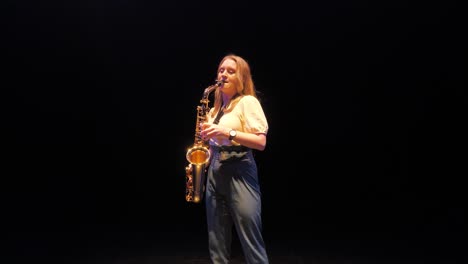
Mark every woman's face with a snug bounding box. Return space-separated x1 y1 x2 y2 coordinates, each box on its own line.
218 58 239 96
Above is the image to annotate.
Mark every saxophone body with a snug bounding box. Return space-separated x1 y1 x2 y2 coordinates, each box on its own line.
185 81 222 203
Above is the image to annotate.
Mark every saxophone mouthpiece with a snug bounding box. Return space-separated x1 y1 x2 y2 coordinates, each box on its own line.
216 78 226 86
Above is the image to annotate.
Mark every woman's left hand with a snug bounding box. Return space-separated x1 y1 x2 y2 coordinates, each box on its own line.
201 123 228 140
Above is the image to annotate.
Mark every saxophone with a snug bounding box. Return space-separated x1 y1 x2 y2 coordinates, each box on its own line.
185 80 223 203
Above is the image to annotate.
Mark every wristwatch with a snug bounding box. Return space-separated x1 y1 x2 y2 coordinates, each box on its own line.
228 129 237 141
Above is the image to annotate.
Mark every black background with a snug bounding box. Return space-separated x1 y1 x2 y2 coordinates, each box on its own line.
3 1 465 263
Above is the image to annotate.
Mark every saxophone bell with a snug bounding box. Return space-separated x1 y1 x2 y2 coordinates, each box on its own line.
186 145 210 165
185 144 210 203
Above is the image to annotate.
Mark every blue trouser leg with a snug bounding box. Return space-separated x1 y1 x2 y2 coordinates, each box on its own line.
206 150 269 264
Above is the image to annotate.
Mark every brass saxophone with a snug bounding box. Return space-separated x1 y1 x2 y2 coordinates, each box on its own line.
185 80 222 203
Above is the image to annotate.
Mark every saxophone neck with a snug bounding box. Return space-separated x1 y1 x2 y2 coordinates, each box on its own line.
203 86 216 98
203 79 224 96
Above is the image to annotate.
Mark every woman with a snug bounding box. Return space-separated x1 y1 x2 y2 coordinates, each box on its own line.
201 54 269 264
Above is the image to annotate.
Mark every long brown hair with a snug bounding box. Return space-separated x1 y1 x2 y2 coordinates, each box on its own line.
211 54 257 116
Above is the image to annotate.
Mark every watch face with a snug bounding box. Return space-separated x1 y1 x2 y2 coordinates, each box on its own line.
229 129 236 140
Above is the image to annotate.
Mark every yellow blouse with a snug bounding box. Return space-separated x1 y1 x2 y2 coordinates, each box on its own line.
207 95 268 147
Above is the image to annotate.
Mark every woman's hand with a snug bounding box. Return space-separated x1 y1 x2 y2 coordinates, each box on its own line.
201 123 267 151
200 123 229 140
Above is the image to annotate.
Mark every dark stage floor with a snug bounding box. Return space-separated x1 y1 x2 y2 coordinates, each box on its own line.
7 229 463 264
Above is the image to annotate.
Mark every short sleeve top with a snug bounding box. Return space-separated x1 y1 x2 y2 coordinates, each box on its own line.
207 95 268 147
